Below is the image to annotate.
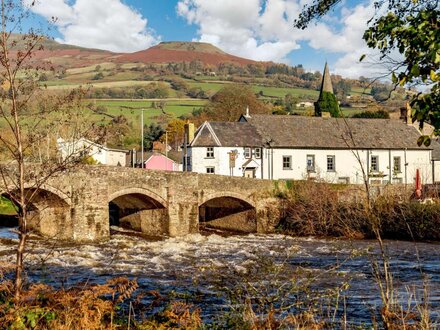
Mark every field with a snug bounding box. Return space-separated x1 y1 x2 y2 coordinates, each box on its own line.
93 99 206 125
187 81 319 99
46 80 162 90
351 86 372 96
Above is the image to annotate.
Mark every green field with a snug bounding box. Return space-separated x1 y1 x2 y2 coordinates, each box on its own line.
46 80 162 90
187 81 319 99
251 85 319 99
66 62 115 75
351 87 372 96
0 196 16 215
93 99 207 125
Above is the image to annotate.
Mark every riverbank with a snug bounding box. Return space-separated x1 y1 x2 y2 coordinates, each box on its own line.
275 181 440 241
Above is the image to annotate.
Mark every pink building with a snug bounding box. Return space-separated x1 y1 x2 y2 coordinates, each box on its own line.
144 153 180 171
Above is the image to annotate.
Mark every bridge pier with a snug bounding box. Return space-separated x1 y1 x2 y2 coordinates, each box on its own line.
167 203 199 237
28 206 73 240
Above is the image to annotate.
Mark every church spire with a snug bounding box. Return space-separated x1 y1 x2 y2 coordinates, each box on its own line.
319 62 334 96
315 62 339 117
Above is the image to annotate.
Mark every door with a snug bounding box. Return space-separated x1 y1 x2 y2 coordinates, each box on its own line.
244 168 255 178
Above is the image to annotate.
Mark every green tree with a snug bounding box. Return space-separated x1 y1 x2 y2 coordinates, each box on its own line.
92 72 104 80
371 84 393 102
295 0 439 142
143 123 165 150
334 80 352 98
284 93 298 112
38 72 48 82
314 91 340 117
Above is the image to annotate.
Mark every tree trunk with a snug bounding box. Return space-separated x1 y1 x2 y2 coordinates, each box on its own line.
14 224 27 301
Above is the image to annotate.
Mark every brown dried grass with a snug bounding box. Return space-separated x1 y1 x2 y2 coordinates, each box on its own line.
0 276 138 329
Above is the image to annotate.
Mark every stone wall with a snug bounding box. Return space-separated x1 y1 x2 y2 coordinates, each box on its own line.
0 165 281 242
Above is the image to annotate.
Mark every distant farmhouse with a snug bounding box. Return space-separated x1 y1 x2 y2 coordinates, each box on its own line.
57 138 129 166
185 64 436 185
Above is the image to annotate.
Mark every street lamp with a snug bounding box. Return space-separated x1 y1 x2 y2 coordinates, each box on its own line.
141 109 145 168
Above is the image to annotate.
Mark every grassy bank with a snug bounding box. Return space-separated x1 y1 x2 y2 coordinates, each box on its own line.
276 181 440 241
0 196 16 215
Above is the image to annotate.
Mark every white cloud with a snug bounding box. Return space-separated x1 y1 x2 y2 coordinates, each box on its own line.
24 0 160 53
177 0 301 62
177 0 383 78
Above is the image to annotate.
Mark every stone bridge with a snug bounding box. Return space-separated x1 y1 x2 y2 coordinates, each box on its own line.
0 166 282 242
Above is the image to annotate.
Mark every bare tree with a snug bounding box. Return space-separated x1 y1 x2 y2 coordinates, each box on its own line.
0 0 100 300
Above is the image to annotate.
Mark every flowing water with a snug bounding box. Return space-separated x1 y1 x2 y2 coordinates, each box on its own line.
0 227 439 326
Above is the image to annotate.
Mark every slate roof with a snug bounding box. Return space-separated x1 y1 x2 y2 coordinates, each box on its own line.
190 115 430 150
243 115 429 150
191 122 263 147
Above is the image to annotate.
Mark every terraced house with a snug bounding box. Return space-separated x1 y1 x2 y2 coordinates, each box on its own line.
186 114 434 185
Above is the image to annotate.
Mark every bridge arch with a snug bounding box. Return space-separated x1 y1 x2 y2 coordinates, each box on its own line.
108 187 167 207
0 184 71 208
199 192 257 233
108 187 168 236
0 185 72 239
199 191 255 208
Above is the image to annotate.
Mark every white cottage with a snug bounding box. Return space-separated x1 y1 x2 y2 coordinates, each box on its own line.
187 114 434 185
57 138 129 166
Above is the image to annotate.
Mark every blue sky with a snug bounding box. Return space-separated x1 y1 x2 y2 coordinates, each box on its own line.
24 0 380 78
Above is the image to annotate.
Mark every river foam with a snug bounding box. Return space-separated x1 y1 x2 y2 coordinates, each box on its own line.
0 228 439 325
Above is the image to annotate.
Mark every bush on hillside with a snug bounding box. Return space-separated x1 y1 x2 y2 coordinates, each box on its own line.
352 109 390 119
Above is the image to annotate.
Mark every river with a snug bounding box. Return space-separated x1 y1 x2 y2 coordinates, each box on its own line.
0 227 439 327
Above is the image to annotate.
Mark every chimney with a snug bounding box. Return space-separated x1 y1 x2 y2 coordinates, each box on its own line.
244 106 251 119
400 102 412 125
184 122 195 144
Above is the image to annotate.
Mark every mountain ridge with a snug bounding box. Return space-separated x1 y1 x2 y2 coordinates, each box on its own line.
21 38 260 68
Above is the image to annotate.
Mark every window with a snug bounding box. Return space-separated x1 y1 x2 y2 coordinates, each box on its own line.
185 156 191 167
244 147 251 159
393 177 403 184
254 148 261 159
206 147 214 158
371 155 379 172
306 154 315 172
282 156 292 170
393 156 401 173
206 167 215 174
327 155 335 171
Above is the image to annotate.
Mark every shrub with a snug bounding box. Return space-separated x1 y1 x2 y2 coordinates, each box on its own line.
352 109 390 119
277 181 440 240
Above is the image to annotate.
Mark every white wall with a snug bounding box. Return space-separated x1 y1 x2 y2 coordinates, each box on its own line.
189 146 263 178
58 138 127 166
433 160 440 183
84 144 127 166
105 150 127 167
266 148 432 184
189 145 433 184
